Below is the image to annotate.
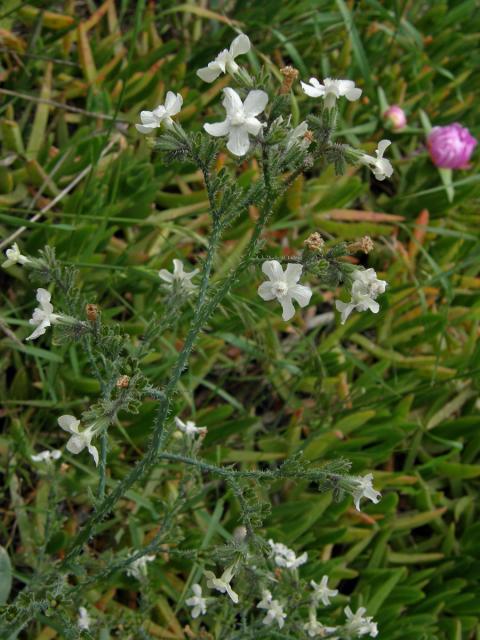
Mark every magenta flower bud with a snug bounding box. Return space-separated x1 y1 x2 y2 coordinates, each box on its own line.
427 123 477 169
384 105 407 131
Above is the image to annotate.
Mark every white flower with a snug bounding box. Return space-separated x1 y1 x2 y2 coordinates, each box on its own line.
126 554 155 580
175 416 207 438
204 564 239 603
304 611 338 638
158 259 199 292
351 474 381 511
204 87 268 157
258 260 312 321
135 91 183 134
186 583 207 618
57 415 99 466
335 268 387 324
359 139 394 180
2 243 30 269
301 77 362 109
344 606 379 637
197 34 251 82
285 120 310 151
77 606 90 631
268 539 308 570
26 288 62 341
31 449 62 463
257 589 287 629
310 575 338 606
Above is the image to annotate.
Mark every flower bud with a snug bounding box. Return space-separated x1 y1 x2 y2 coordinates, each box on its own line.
383 105 407 131
427 123 477 169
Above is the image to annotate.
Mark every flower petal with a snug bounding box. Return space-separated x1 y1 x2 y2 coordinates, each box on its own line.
335 300 354 324
229 33 250 57
301 81 324 98
261 260 284 282
290 284 312 308
204 120 230 137
197 64 221 82
284 263 303 285
222 87 243 115
244 117 263 136
257 282 276 301
280 296 296 321
66 434 86 454
88 444 99 466
225 584 239 604
135 123 158 134
139 110 158 124
58 415 80 434
164 91 183 115
243 90 268 117
227 126 250 156
345 87 362 101
377 139 391 156
26 321 48 341
158 269 174 283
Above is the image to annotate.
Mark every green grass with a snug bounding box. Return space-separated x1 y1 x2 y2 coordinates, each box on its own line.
1 1 480 638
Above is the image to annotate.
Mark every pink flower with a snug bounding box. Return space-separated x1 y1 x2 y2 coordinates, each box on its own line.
383 105 406 131
427 123 477 169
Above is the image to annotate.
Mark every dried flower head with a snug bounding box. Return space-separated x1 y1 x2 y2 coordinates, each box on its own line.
348 236 374 254
304 232 325 252
86 303 99 322
116 375 130 389
279 65 299 94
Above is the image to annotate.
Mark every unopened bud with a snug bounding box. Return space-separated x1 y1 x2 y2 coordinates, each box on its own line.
304 232 325 252
279 66 299 94
116 375 130 389
348 236 374 254
234 525 247 542
86 304 98 322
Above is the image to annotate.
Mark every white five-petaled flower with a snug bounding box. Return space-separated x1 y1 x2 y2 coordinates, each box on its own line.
126 554 155 580
186 583 207 618
158 259 199 292
26 288 62 341
258 261 312 322
204 87 268 157
351 474 381 511
257 589 287 629
310 575 338 607
344 606 379 638
135 91 183 134
2 243 30 269
268 539 308 570
175 416 207 438
304 610 339 638
197 34 251 82
77 606 91 631
57 415 99 466
301 77 362 110
359 139 394 181
204 564 239 603
335 268 387 324
31 449 62 463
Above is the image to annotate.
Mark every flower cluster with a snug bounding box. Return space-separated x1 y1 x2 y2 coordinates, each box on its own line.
336 269 387 324
182 554 378 639
268 539 308 570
